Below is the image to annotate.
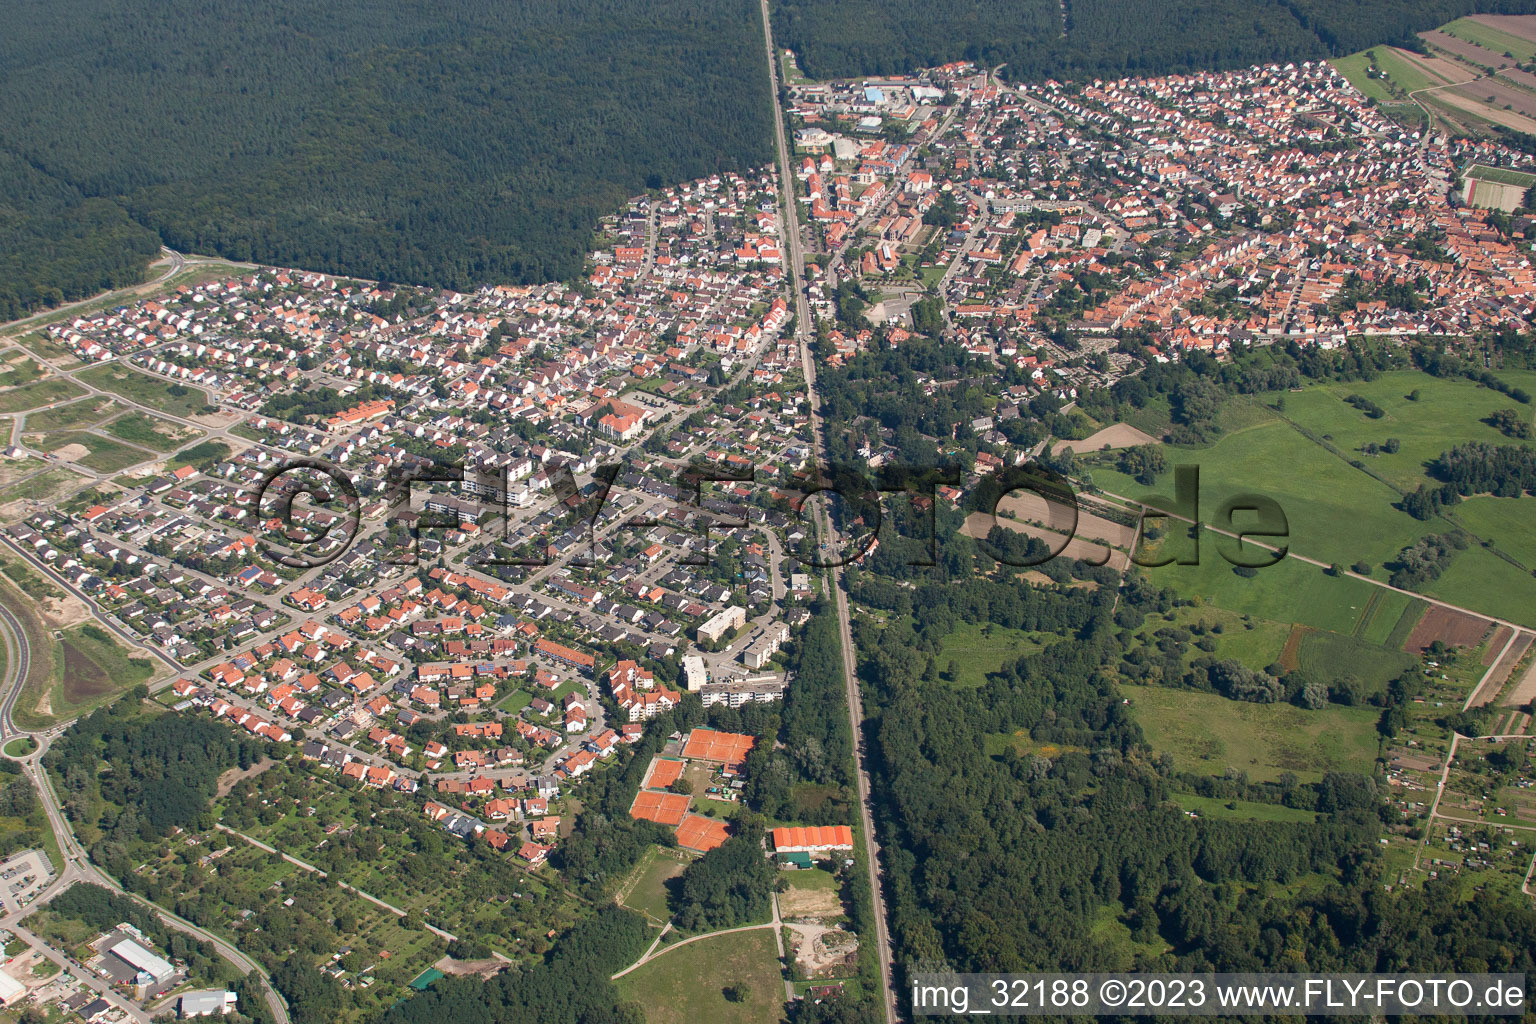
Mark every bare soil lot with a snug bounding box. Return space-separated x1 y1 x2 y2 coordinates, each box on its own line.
1403 605 1493 654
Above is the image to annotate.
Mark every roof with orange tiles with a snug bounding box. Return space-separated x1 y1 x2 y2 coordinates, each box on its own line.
771 825 854 851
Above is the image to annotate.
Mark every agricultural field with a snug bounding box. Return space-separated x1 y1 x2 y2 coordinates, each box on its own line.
76 364 213 419
1127 685 1383 783
1441 17 1536 62
616 928 787 1024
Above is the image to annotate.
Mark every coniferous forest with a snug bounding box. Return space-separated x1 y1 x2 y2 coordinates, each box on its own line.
0 0 773 320
772 0 1536 81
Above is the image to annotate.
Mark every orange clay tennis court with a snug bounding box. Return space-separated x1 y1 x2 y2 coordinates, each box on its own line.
630 790 690 826
644 757 685 789
674 813 730 852
681 727 756 766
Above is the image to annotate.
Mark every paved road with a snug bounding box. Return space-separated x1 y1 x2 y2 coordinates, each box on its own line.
759 3 898 1021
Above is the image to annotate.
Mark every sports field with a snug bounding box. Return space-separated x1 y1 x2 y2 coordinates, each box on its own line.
1467 165 1536 189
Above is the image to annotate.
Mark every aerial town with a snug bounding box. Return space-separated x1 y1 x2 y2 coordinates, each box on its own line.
0 45 1534 1024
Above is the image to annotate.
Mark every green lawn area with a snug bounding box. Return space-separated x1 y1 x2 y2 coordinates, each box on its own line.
12 331 80 365
1089 372 1536 624
1127 550 1383 637
1332 52 1398 104
1451 496 1536 569
2 736 36 757
1141 603 1293 671
0 377 86 415
50 623 157 719
616 844 690 925
1442 18 1536 63
1128 685 1382 783
934 621 1047 687
102 410 202 452
1089 902 1171 969
496 689 532 714
24 396 118 431
1274 371 1536 494
1421 543 1536 627
1465 162 1536 188
1374 45 1457 92
77 364 212 418
616 928 786 1024
781 865 840 895
1094 418 1421 568
1171 792 1318 823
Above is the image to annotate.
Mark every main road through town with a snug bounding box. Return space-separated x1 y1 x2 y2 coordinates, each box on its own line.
759 4 900 1022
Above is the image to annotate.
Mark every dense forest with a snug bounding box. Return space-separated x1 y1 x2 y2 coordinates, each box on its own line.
773 0 1536 80
836 516 1536 1021
0 0 772 320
